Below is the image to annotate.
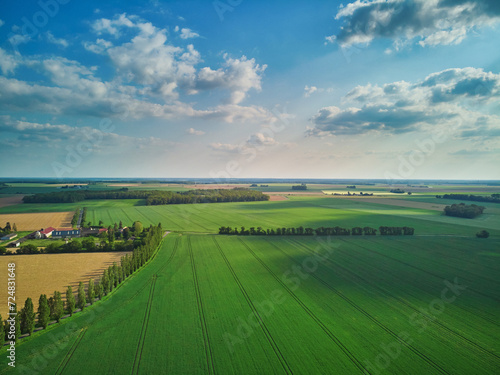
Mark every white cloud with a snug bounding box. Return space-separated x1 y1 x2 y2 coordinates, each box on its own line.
83 38 113 54
46 32 69 48
310 67 500 136
0 19 4 27
334 0 500 48
304 85 318 97
187 127 205 135
179 27 200 39
0 48 19 75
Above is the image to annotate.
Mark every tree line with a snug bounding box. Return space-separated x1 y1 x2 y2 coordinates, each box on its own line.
22 188 269 205
436 194 500 204
444 203 485 219
0 222 18 237
218 225 415 236
1 224 163 344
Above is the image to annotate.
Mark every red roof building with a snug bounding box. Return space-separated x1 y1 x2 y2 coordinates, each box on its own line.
40 227 56 238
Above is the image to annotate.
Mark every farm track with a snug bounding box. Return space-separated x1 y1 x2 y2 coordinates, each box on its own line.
154 236 179 276
287 238 500 362
261 238 452 375
131 275 157 375
212 236 293 375
237 238 368 374
55 327 87 375
339 241 500 328
119 208 134 225
188 236 215 375
346 240 500 307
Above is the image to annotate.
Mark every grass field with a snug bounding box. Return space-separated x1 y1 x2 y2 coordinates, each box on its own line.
1 234 498 374
0 211 74 231
0 252 129 318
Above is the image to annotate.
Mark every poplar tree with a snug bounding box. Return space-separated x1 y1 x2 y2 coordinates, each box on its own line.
21 298 36 335
77 282 86 310
52 291 64 322
66 286 75 316
0 314 4 346
37 294 50 329
88 279 95 305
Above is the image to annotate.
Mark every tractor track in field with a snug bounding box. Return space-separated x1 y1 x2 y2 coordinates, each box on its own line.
131 275 157 375
349 239 500 304
154 236 179 276
287 238 500 362
55 327 87 375
238 238 369 375
188 236 216 375
260 238 452 375
345 240 500 326
212 236 293 375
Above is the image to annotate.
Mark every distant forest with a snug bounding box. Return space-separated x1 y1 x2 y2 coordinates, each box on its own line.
443 203 485 219
22 188 269 205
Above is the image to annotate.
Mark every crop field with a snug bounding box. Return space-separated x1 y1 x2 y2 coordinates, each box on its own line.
0 199 145 214
0 211 74 231
0 252 129 318
83 196 500 236
1 234 498 374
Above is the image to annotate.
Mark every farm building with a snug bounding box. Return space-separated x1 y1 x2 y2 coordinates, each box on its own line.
37 227 56 239
1 233 17 241
52 228 81 238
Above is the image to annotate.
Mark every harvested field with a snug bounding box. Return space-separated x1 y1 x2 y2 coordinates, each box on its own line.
271 191 325 196
0 252 129 317
0 195 24 208
341 197 447 211
0 211 74 231
267 195 288 201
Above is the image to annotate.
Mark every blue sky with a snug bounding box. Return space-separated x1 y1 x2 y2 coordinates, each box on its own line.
0 0 499 179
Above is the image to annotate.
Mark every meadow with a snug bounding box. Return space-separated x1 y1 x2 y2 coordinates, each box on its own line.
1 234 498 374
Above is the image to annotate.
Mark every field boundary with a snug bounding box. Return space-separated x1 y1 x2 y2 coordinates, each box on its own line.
55 327 88 375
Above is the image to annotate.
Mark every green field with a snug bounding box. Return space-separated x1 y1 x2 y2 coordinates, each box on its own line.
2 234 499 374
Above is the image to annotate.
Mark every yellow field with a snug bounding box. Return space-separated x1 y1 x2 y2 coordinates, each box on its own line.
0 252 129 318
0 211 73 231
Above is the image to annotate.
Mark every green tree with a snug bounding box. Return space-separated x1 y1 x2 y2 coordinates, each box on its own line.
123 227 131 240
21 298 36 335
133 221 143 235
77 282 86 310
102 269 110 295
66 286 75 316
88 279 95 305
37 294 50 329
12 223 17 232
98 220 104 227
53 291 64 322
94 280 103 300
14 307 21 341
82 238 97 252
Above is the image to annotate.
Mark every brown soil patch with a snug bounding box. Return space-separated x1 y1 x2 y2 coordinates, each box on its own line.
271 191 325 196
342 197 446 211
267 195 288 201
0 211 74 231
0 195 24 208
0 252 129 317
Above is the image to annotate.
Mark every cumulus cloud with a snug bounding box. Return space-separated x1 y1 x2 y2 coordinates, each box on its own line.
304 85 318 97
0 19 4 27
334 0 500 47
196 55 267 104
309 67 500 137
0 48 19 75
209 132 279 155
187 127 205 135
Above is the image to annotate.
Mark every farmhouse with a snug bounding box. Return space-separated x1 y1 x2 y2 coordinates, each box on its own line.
52 228 81 238
1 233 17 241
37 227 56 239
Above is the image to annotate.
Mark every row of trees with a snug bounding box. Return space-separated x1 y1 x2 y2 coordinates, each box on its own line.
218 226 414 236
1 224 164 343
291 184 307 190
444 203 485 219
437 194 500 204
146 189 269 205
22 188 269 206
